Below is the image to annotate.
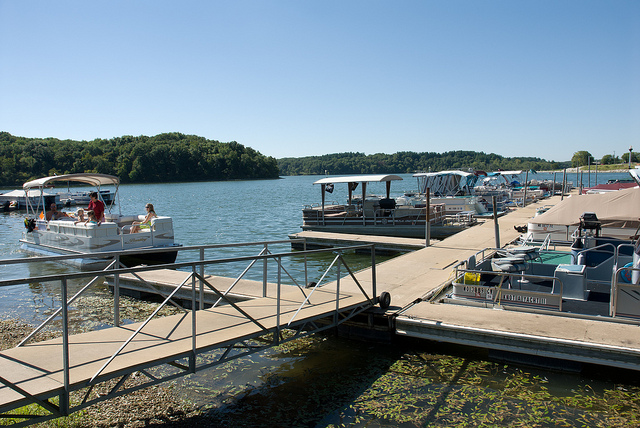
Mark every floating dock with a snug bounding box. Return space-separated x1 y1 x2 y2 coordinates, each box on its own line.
332 193 640 371
289 230 427 254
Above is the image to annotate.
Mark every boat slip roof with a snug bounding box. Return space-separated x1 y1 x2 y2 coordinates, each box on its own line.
533 186 640 226
23 173 120 190
314 174 403 185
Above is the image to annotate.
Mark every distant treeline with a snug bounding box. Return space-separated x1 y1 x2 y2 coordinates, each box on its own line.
0 132 280 186
277 151 568 176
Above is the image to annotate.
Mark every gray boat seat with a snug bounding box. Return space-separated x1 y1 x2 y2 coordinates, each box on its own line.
498 245 539 261
491 255 527 273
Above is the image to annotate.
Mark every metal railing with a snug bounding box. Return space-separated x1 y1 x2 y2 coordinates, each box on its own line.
0 239 379 424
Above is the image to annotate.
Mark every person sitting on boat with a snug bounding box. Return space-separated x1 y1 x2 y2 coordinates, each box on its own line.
87 192 105 223
72 208 85 222
45 203 70 221
76 210 99 226
130 203 157 233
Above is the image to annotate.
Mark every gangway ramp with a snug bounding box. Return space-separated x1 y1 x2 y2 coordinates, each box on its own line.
0 243 381 424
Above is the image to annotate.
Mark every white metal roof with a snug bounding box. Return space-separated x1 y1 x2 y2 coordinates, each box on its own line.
23 173 120 190
313 174 403 185
412 171 473 178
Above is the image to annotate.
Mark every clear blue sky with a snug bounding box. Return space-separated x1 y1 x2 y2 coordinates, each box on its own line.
1 1 638 162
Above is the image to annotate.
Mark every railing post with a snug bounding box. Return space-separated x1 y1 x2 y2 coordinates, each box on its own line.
191 265 197 373
263 243 268 297
114 255 120 327
275 256 281 345
335 255 341 326
199 248 205 309
371 245 377 302
60 278 70 416
425 187 430 247
304 239 308 288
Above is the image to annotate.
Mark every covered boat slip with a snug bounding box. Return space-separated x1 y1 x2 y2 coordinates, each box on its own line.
526 186 640 243
303 174 476 239
0 243 380 421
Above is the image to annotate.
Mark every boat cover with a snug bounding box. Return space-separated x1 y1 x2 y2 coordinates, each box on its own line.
23 173 119 190
313 175 402 185
532 187 640 227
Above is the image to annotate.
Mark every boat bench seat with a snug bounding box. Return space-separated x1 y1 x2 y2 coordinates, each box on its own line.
151 216 173 231
491 256 527 273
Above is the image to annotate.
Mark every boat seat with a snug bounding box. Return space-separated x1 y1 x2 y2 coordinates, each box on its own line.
491 256 527 273
498 245 539 261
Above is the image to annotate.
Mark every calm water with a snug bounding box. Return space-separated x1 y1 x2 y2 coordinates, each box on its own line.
1 171 639 426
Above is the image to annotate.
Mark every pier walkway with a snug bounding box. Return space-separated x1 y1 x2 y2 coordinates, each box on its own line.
0 243 380 424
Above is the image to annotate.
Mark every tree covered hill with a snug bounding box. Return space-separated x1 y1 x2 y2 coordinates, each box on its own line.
0 132 279 186
277 151 568 176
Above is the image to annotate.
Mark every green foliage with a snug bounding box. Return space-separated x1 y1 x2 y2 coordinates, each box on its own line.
571 151 594 167
0 132 279 186
278 150 567 176
601 154 620 165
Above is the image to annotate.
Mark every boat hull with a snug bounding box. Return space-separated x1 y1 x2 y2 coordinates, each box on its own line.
301 224 468 240
21 216 179 270
20 240 180 270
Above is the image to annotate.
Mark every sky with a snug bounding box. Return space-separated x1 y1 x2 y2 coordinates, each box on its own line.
0 1 638 162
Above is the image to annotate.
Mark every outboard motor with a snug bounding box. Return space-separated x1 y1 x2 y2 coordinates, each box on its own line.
23 217 36 233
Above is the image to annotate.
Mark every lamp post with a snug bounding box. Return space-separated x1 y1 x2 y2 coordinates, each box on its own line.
629 146 633 169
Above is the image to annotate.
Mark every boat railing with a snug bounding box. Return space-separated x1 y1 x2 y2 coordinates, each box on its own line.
611 265 640 319
451 267 564 311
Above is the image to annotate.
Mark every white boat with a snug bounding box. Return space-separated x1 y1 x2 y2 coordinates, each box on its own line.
58 189 115 207
407 171 502 217
0 189 60 210
20 173 180 269
301 174 477 240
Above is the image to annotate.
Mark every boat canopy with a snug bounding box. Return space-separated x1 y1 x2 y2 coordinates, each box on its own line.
23 173 120 190
313 174 402 208
313 174 402 185
629 167 640 186
532 187 640 227
412 171 480 196
22 173 120 190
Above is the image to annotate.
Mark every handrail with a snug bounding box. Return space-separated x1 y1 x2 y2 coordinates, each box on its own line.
453 267 564 311
0 240 379 404
611 265 640 317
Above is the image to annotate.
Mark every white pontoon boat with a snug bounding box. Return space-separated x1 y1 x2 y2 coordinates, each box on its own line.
20 173 180 269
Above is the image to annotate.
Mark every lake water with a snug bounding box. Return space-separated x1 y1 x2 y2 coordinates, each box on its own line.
1 170 639 426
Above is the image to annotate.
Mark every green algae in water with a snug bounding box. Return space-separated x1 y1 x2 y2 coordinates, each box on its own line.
172 335 640 427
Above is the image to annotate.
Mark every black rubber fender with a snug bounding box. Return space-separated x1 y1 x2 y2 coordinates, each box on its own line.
379 291 391 309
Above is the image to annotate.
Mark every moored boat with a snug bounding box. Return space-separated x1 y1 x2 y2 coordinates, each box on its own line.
19 173 180 269
439 233 640 320
301 174 477 240
0 189 60 210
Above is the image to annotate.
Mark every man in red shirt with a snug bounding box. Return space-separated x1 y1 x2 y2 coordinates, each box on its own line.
88 192 105 223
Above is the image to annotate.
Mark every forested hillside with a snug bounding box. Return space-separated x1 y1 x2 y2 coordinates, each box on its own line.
0 132 279 186
277 151 567 176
